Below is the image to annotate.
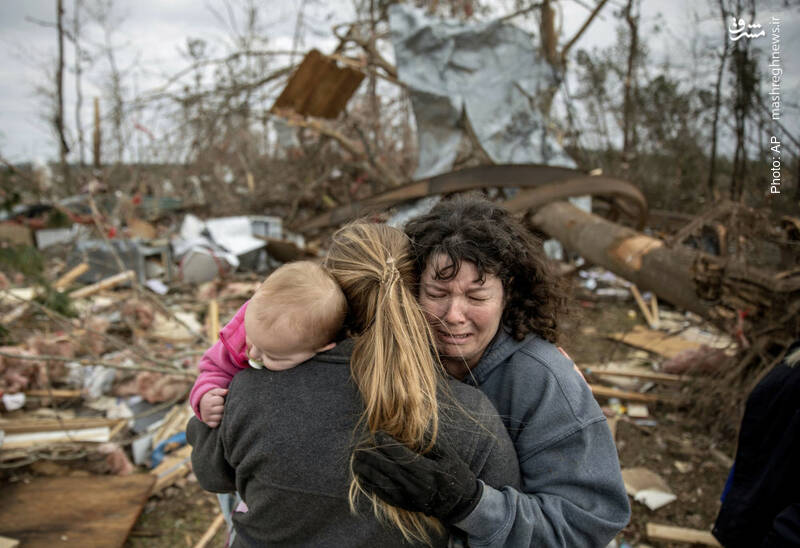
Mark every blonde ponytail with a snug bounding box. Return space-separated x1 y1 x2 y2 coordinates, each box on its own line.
325 222 445 545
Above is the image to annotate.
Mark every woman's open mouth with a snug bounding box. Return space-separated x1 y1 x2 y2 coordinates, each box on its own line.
437 331 472 344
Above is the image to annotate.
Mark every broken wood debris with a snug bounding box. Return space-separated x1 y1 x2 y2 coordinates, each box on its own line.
271 49 365 119
151 444 193 493
0 536 20 548
0 417 126 450
589 384 679 405
608 325 707 359
193 513 225 548
583 366 687 384
0 474 155 547
67 269 136 300
53 262 89 291
630 284 659 328
621 467 676 510
645 523 721 546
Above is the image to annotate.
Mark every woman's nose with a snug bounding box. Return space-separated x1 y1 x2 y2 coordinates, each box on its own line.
443 298 466 324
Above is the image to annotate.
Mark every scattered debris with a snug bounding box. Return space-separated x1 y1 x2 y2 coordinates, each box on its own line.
0 535 20 548
645 523 721 546
627 404 650 419
193 513 226 548
271 49 365 120
622 467 677 511
0 474 155 546
608 325 707 359
589 384 678 405
661 346 730 375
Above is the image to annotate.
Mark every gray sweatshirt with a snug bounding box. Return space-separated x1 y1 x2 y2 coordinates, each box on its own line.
187 340 520 547
453 329 631 547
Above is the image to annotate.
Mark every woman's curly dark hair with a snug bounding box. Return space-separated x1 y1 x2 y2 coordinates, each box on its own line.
404 193 566 344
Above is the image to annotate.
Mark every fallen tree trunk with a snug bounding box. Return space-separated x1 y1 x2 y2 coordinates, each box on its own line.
531 201 709 317
531 201 800 348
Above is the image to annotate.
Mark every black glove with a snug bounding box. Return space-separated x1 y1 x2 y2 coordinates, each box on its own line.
352 431 483 524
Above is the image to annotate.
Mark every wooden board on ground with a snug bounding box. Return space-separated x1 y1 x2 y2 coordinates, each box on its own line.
151 444 193 493
608 325 704 359
646 523 721 546
589 384 679 405
0 474 155 548
0 417 125 435
0 536 20 548
583 366 687 384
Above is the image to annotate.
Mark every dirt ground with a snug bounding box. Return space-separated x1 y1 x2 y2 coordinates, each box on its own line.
124 482 227 547
119 294 737 547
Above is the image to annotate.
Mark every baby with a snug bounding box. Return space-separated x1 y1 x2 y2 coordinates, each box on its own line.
190 261 347 427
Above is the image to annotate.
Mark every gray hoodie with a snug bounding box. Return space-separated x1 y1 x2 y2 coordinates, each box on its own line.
453 329 631 547
187 339 521 547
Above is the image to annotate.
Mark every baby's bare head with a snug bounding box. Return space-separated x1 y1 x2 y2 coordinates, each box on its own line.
245 261 347 357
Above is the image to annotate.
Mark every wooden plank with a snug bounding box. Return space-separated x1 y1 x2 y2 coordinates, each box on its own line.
271 49 365 119
24 389 83 399
0 474 155 548
583 367 687 384
1 427 110 449
53 263 89 290
650 292 660 327
0 536 20 548
646 523 721 546
152 405 192 447
608 325 704 359
193 513 225 548
2 303 30 324
68 270 135 300
589 384 679 404
0 417 124 435
151 444 193 493
630 285 655 327
207 299 219 345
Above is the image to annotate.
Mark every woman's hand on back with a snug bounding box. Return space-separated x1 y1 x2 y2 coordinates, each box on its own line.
353 431 483 524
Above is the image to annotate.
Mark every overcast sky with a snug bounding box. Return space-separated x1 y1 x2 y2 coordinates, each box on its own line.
0 0 797 164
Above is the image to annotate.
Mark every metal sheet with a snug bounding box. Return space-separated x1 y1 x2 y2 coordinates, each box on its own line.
389 5 576 178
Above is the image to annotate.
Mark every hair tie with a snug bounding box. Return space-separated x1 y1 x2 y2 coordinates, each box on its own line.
381 257 400 286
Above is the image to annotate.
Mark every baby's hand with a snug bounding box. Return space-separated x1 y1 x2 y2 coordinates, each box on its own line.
199 388 228 428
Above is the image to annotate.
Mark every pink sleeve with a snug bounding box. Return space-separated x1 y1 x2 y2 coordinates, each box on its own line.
189 302 250 419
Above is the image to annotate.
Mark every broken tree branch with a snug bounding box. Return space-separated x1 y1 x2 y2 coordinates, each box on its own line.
285 115 402 187
561 0 610 65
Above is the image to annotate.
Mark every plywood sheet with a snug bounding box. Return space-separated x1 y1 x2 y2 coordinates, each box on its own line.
608 325 703 359
0 474 155 547
272 49 365 119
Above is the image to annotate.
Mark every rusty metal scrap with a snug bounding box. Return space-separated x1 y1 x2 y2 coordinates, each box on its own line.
296 164 647 233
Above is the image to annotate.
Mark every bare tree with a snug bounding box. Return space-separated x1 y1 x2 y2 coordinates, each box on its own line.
73 0 86 166
728 0 758 200
707 0 730 201
56 0 71 181
85 0 128 164
621 0 639 168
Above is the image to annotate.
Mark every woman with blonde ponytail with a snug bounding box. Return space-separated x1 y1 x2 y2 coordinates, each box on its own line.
188 221 519 547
